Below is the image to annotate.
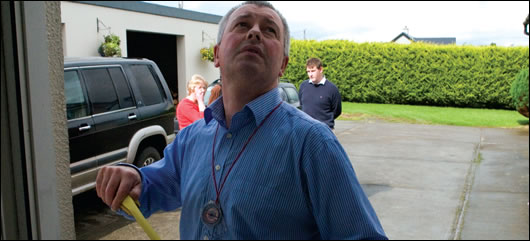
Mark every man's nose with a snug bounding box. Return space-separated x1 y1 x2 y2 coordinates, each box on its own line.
247 24 262 41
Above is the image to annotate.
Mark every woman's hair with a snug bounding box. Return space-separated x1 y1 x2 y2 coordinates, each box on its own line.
187 74 208 95
208 84 222 105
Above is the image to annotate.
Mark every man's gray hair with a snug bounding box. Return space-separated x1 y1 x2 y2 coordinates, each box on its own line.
217 1 290 57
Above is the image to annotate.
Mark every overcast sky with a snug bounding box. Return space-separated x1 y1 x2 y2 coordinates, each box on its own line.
145 1 529 47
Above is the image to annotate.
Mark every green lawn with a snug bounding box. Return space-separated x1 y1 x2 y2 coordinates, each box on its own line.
339 102 529 128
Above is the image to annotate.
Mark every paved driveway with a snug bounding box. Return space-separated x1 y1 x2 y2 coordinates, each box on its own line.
335 120 528 240
88 120 529 240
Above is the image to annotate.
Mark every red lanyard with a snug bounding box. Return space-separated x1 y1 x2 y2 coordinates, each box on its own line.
211 102 282 204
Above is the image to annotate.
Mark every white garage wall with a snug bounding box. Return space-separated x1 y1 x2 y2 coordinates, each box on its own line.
60 1 220 100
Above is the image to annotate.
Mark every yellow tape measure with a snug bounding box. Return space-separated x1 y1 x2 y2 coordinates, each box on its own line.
120 195 161 240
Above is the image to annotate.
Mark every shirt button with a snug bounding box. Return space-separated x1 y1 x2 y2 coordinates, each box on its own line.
226 133 232 139
215 165 221 171
203 235 209 240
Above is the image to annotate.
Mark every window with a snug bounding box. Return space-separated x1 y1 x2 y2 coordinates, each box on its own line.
83 68 119 114
284 87 299 104
279 87 288 101
108 67 134 108
64 70 89 120
130 65 164 106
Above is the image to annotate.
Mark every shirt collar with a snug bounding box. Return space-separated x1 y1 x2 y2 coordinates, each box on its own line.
204 87 282 127
204 97 225 126
309 76 326 85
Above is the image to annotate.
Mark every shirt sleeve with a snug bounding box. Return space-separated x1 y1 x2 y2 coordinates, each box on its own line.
302 125 387 240
134 138 183 218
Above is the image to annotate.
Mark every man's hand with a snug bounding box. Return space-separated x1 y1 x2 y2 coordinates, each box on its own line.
195 86 205 103
195 85 206 111
96 166 142 211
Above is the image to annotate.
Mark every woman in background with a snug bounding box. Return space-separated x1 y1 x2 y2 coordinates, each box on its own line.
176 74 207 130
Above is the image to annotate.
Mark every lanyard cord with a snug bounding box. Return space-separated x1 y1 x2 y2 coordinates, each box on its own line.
211 102 282 204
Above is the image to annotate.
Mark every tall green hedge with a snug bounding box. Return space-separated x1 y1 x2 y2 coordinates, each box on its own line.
283 40 529 109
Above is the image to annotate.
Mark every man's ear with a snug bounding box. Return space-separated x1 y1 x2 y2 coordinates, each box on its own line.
213 44 220 68
278 56 289 77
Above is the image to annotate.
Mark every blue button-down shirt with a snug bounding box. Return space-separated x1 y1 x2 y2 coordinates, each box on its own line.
130 88 387 240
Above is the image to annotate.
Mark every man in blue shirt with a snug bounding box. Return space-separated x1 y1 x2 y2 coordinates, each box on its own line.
96 1 387 240
299 58 342 130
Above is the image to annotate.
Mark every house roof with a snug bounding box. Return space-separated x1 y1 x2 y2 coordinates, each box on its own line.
414 37 456 44
391 32 456 45
75 1 222 24
391 32 415 42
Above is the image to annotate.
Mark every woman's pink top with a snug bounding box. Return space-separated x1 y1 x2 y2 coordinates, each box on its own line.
176 98 204 130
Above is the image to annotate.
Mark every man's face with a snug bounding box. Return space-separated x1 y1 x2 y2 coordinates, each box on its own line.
306 65 323 84
214 4 289 83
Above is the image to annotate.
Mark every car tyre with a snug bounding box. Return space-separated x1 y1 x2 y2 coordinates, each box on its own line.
134 146 161 167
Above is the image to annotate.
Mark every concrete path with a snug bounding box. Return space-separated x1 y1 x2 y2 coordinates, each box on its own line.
95 120 529 240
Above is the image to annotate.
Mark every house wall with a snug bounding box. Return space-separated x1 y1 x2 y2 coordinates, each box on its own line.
394 36 412 44
60 1 221 100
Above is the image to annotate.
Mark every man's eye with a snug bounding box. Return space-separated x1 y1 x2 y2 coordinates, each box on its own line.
236 22 248 28
266 27 276 33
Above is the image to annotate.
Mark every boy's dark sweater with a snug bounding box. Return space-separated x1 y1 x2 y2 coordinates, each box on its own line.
298 80 342 129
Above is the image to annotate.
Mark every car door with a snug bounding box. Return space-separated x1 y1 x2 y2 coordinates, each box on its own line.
80 66 139 167
64 69 96 169
127 64 173 133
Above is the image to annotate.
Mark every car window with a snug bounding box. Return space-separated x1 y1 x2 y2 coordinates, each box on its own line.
108 67 134 108
284 87 299 104
130 64 164 106
278 87 288 101
82 68 120 115
64 70 89 120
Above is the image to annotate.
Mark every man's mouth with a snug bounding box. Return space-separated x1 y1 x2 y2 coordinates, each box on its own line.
241 45 263 57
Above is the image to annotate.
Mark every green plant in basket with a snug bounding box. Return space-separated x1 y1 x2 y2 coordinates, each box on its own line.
200 46 214 62
99 33 122 57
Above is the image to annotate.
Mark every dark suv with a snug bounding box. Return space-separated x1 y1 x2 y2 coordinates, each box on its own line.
64 57 175 195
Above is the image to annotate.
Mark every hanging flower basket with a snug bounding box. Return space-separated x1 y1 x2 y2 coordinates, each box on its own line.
200 46 214 62
98 34 122 57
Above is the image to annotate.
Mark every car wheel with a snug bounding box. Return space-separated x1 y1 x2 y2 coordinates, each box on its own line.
134 147 161 167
